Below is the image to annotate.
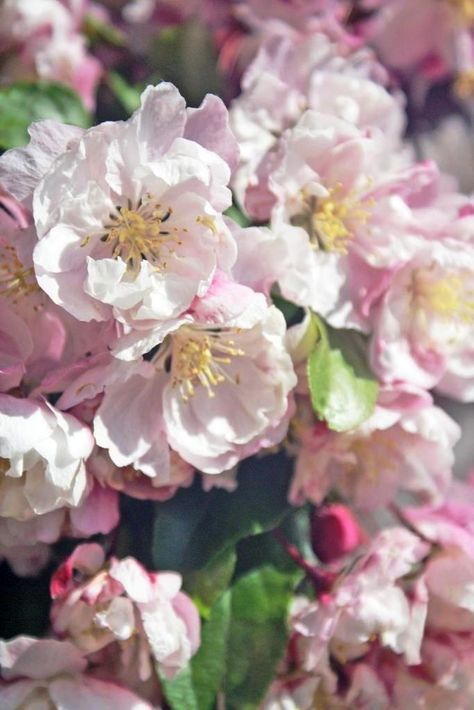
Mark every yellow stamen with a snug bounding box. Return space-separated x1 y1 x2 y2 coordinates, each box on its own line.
345 432 400 483
454 69 474 99
446 0 474 24
413 268 474 324
196 215 218 234
91 196 183 278
0 245 39 303
291 183 373 254
170 330 244 402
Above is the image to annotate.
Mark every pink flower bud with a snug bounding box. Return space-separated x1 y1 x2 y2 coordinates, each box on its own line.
310 504 362 563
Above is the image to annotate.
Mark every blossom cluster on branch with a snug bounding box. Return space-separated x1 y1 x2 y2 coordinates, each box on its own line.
0 1 473 709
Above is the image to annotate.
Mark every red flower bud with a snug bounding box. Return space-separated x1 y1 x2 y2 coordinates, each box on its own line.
310 504 362 563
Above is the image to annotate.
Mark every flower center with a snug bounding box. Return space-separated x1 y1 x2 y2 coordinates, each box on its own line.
170 329 244 402
454 68 474 99
95 195 186 278
446 0 474 24
0 245 38 303
346 432 400 482
291 184 372 253
412 268 474 324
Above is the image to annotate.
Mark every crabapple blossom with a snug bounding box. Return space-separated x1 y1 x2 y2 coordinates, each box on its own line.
401 476 474 632
289 384 460 509
50 543 201 681
364 0 474 97
87 445 194 501
157 303 296 471
293 530 429 668
230 29 403 220
263 527 430 709
265 110 446 330
0 5 472 704
370 239 474 399
0 479 119 576
0 636 153 709
0 0 102 110
59 294 295 473
0 394 93 519
20 83 241 358
0 193 115 391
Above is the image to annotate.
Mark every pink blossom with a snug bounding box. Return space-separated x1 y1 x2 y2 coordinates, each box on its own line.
230 29 402 220
95 303 295 473
87 441 194 501
57 294 295 474
0 301 33 392
264 110 446 330
293 528 429 669
369 239 474 400
290 384 459 509
0 636 153 709
13 83 242 357
402 476 474 559
365 0 474 91
0 0 102 110
50 543 201 680
0 194 115 391
0 479 119 576
0 394 94 519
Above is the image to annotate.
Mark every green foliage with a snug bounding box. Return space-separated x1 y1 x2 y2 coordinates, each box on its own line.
224 204 252 228
185 547 237 618
307 314 378 431
0 82 91 149
160 590 231 710
161 566 298 710
153 453 293 573
151 21 222 106
235 504 312 579
106 72 143 115
83 13 126 47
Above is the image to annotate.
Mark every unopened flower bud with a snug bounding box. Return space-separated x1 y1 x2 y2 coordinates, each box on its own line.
310 504 362 563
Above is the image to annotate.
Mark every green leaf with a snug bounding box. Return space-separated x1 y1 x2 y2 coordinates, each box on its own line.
83 13 126 46
162 566 297 710
151 20 222 106
0 82 90 149
106 72 142 115
224 566 297 709
224 204 252 228
153 453 292 573
185 547 237 618
161 590 231 710
307 314 378 432
235 505 312 579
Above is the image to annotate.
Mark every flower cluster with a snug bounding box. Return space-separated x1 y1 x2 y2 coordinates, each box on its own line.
0 0 472 708
0 0 103 110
